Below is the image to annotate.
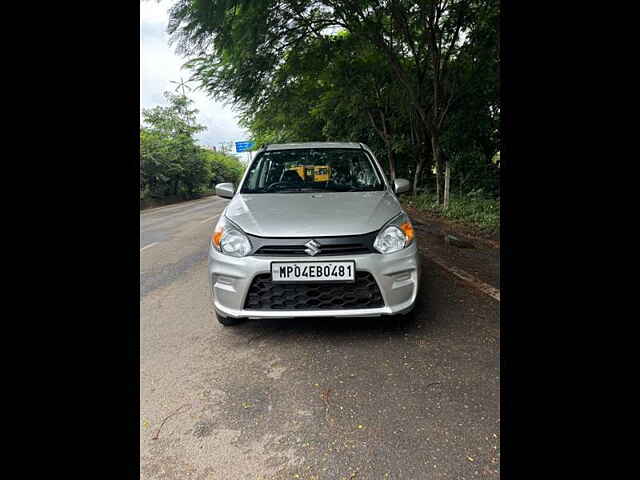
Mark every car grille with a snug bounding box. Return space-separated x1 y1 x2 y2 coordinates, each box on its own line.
247 232 379 257
243 272 385 310
254 244 371 256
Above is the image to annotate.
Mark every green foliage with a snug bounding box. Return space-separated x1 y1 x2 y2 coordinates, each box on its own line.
410 191 500 233
140 90 244 201
168 1 500 200
201 149 245 186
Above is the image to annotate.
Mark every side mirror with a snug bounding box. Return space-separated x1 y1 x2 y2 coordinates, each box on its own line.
393 178 410 195
215 183 235 199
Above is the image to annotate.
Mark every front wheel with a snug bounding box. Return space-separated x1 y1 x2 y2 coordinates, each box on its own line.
397 307 417 322
395 299 421 323
216 311 244 326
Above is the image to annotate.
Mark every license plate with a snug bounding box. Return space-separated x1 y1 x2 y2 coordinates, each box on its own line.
271 261 356 283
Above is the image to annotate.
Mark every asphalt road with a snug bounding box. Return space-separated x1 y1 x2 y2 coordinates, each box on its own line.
140 196 500 479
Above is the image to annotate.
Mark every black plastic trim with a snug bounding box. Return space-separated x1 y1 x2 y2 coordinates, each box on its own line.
243 271 385 310
247 231 380 257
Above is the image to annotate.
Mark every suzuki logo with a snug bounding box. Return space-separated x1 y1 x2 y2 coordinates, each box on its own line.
304 240 321 256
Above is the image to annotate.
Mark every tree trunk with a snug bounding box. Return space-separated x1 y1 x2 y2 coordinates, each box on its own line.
380 112 396 184
422 132 432 196
444 159 451 209
420 163 428 195
410 116 420 197
412 157 423 197
367 110 396 183
431 132 443 205
435 161 441 204
411 125 429 197
386 141 396 185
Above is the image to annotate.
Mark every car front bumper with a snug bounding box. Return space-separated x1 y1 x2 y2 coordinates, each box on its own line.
208 242 421 319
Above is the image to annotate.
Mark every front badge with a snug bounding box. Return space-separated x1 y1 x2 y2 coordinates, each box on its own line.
304 240 321 256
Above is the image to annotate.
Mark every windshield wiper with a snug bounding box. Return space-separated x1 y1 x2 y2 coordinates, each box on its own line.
269 186 331 193
336 187 382 192
246 186 381 194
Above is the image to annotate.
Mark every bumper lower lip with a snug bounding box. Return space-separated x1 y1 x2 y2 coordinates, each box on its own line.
215 303 414 319
208 242 421 319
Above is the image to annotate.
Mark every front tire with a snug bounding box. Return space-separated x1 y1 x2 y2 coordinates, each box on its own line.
396 299 420 322
216 311 244 326
398 307 416 322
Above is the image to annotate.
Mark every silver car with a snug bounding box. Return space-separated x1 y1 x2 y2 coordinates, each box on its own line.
208 142 420 326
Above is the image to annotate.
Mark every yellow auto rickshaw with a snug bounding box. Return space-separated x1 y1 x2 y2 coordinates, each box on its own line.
287 165 331 182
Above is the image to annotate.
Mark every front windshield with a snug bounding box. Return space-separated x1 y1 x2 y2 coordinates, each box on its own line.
240 148 385 194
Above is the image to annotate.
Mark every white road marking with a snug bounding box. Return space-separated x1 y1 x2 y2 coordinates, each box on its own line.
140 242 158 252
200 215 219 224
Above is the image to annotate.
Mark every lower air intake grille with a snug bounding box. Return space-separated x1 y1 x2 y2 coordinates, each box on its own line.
244 272 384 310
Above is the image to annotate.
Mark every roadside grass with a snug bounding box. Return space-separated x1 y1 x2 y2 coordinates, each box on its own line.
405 191 500 235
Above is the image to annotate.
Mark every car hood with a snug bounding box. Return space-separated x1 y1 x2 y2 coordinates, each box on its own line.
225 191 402 237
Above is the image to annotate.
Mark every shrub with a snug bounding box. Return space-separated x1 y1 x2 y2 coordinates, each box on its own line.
410 192 500 233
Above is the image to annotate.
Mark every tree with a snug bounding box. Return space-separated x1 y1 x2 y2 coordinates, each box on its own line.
167 1 498 201
141 90 208 198
202 148 246 187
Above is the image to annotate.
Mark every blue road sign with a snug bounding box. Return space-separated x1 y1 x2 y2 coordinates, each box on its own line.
235 141 255 153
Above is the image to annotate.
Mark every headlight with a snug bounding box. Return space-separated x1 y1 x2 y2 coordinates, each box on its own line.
373 212 415 254
211 216 252 257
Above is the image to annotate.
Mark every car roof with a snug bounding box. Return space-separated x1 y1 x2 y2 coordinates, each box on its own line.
265 142 362 151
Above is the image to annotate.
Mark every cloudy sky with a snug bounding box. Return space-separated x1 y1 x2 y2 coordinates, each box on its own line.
140 0 249 155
